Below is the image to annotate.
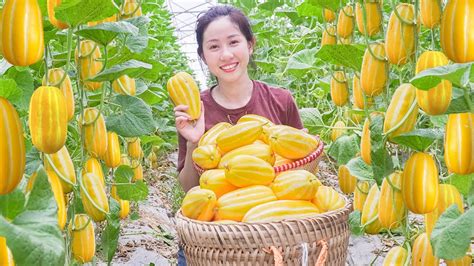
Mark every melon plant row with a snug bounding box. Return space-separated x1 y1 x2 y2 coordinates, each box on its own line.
0 0 188 264
219 0 473 264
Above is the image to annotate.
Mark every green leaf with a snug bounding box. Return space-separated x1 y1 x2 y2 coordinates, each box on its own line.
76 21 139 46
306 0 341 11
316 44 366 71
141 135 165 147
431 206 474 260
349 211 364 236
55 0 118 27
299 108 324 135
114 166 148 201
101 199 121 263
89 59 152 82
286 48 318 76
410 62 474 89
445 92 474 114
25 147 42 176
346 157 374 181
328 134 360 165
296 2 323 18
5 67 34 109
0 189 25 220
391 129 444 152
368 114 392 185
106 95 156 137
0 168 66 265
0 59 13 75
123 17 151 53
259 0 284 12
0 78 22 103
446 173 474 196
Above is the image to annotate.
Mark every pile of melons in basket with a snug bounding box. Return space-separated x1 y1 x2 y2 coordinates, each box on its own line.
180 114 346 223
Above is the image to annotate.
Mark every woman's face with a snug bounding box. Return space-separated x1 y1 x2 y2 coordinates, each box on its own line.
201 16 253 84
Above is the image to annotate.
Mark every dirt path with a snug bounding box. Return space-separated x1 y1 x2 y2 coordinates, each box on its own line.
106 151 409 265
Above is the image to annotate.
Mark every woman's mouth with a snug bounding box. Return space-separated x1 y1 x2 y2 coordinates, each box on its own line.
220 63 239 73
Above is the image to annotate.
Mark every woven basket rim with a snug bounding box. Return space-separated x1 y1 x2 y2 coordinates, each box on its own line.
175 194 352 226
194 135 324 175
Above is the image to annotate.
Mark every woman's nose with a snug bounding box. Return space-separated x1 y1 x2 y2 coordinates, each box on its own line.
219 46 234 61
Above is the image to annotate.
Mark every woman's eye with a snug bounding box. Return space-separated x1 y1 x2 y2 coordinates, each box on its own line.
209 45 218 50
230 40 239 45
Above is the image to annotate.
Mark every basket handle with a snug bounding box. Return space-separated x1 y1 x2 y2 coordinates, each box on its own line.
263 240 328 266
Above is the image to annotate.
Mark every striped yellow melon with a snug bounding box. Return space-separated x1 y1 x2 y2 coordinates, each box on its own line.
354 181 370 211
132 163 143 181
360 42 388 97
242 200 320 223
271 170 321 200
330 71 349 107
224 155 274 187
0 236 14 266
43 68 75 121
215 185 277 221
385 3 416 65
331 121 346 141
378 171 406 229
121 0 142 19
337 5 354 38
445 113 474 175
102 132 121 168
420 0 441 29
127 138 142 160
199 169 238 198
75 40 103 91
361 183 383 234
446 255 472 266
80 172 109 222
321 25 337 46
383 84 418 141
440 0 474 63
412 233 439 265
425 184 464 236
338 36 352 45
218 143 274 168
27 171 67 230
382 246 408 266
0 0 44 66
199 122 232 146
353 75 372 109
269 126 318 160
29 86 68 154
181 187 216 221
361 118 371 165
69 214 95 263
167 72 201 120
112 75 136 96
87 14 117 26
192 144 221 169
47 0 68 29
216 121 262 154
402 152 439 214
237 114 274 143
415 51 452 115
312 186 346 212
111 185 130 219
120 154 131 166
323 8 335 22
355 2 382 37
0 97 26 195
83 158 105 187
274 154 294 166
79 107 108 158
44 145 76 193
338 165 356 194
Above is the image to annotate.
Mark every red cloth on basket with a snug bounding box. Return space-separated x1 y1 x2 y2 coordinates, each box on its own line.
177 80 303 172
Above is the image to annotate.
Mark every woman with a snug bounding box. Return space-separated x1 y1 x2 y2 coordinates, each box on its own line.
175 5 304 191
174 6 304 264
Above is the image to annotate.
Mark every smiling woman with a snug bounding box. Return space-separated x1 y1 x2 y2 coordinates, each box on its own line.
171 5 305 265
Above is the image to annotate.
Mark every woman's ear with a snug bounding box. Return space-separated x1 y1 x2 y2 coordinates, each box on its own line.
248 37 256 55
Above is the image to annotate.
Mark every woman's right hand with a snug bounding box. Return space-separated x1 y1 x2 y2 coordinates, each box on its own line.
174 103 205 144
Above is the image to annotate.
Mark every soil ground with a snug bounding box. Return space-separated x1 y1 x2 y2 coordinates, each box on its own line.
102 152 430 265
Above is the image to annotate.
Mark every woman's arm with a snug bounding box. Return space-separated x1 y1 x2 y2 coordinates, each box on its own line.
178 141 200 192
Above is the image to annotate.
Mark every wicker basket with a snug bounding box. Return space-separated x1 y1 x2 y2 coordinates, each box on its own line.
194 136 325 176
175 198 352 266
